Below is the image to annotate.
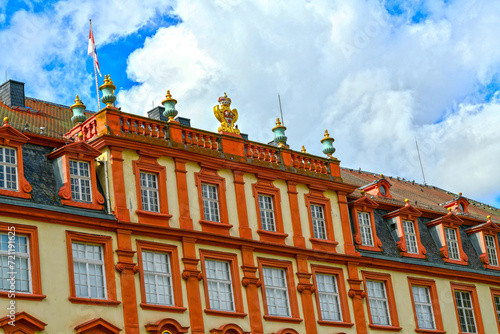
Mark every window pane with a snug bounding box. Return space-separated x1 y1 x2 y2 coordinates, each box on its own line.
366 280 390 325
72 242 106 299
445 228 460 260
70 160 93 203
259 195 276 232
311 204 327 240
0 234 31 293
263 267 290 317
455 291 477 333
140 172 160 212
403 220 419 254
317 274 342 321
202 184 220 222
142 251 173 305
485 235 499 266
205 259 234 311
412 286 436 329
0 147 18 191
358 212 374 246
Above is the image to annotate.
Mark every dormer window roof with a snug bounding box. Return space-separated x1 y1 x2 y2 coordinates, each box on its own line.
441 192 469 214
427 209 468 265
466 216 500 270
359 174 392 198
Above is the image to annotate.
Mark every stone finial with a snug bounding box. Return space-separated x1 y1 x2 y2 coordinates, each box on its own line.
487 215 491 220
99 75 117 108
70 95 87 124
162 90 178 122
405 198 409 203
320 130 335 158
447 207 452 212
301 145 306 153
272 118 287 147
459 192 462 196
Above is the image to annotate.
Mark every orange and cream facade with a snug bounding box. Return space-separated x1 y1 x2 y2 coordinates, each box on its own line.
0 77 500 334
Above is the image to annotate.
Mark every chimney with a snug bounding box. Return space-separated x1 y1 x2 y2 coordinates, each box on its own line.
0 80 25 108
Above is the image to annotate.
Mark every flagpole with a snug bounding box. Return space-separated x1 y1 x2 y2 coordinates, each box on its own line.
90 19 101 111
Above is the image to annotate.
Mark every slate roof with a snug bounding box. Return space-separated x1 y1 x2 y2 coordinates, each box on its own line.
341 168 500 222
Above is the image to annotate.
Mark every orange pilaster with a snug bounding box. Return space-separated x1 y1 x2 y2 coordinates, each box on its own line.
287 181 306 248
296 255 317 334
181 237 204 334
241 246 264 334
110 148 130 221
234 171 252 239
337 192 358 256
175 158 193 230
115 229 139 334
347 262 367 334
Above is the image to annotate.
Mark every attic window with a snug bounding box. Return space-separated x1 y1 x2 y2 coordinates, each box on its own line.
380 185 387 196
360 174 392 199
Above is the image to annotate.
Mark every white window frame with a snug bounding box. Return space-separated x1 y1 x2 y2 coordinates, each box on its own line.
412 285 436 330
70 160 92 203
311 204 327 240
0 146 18 191
366 280 391 326
316 273 342 321
201 183 220 222
72 242 107 299
485 235 499 266
205 259 235 311
0 233 31 293
140 172 159 212
454 290 477 333
358 212 374 246
259 194 276 232
142 251 174 305
445 228 460 261
263 267 290 317
403 220 419 254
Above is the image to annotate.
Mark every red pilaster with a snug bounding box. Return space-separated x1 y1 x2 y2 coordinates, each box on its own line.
296 255 317 334
347 262 367 334
241 246 263 334
175 158 193 230
287 181 306 248
181 237 204 334
110 147 130 221
338 191 358 256
234 171 252 239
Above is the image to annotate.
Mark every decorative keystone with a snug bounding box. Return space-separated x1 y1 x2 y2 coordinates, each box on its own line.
162 90 178 122
99 75 116 108
272 118 287 147
320 129 335 158
70 95 87 124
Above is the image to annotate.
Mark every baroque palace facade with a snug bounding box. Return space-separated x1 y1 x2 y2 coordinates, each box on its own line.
0 77 500 334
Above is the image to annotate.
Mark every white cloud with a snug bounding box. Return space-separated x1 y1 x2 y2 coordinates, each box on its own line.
117 0 500 207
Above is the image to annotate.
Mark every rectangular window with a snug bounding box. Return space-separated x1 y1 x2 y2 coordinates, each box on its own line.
485 235 499 266
263 267 290 317
311 204 327 239
358 212 374 246
140 172 159 212
259 195 276 232
0 147 17 191
142 251 173 305
202 183 220 222
316 274 342 321
0 233 30 292
445 228 460 260
403 220 419 254
205 259 234 311
455 291 477 333
495 295 500 328
366 280 391 326
72 242 106 299
70 160 92 203
412 286 436 329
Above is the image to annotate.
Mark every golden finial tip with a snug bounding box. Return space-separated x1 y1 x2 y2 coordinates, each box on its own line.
447 207 452 212
459 192 462 196
224 92 227 97
405 198 409 203
78 133 83 138
360 190 365 195
3 117 8 124
301 145 306 153
487 215 491 220
380 174 384 178
324 130 329 137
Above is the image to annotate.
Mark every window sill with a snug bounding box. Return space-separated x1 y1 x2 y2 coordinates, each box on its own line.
263 315 302 323
368 324 402 331
140 303 187 313
317 320 354 327
310 238 338 252
61 199 104 210
68 296 121 306
0 291 46 301
257 229 288 245
199 219 233 236
401 252 426 259
136 209 172 226
357 245 383 252
485 264 500 271
0 188 31 199
415 329 447 334
204 309 247 318
442 258 467 266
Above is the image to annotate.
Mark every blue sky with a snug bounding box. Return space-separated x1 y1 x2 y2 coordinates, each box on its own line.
1 0 500 210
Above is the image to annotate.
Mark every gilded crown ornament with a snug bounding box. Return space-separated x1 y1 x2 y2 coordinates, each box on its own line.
70 95 87 124
99 75 116 108
320 129 336 158
162 90 178 122
214 92 240 135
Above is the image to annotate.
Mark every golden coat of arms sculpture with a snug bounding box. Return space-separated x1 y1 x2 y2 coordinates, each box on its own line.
214 93 240 135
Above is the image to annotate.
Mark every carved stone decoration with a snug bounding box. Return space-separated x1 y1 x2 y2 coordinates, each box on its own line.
241 277 261 288
348 288 366 300
297 283 315 293
115 262 140 274
182 269 203 281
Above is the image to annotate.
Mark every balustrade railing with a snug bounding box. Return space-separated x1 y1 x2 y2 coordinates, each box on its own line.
120 115 167 140
183 128 220 151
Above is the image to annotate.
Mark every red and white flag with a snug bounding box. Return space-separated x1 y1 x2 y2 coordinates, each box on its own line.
88 24 102 77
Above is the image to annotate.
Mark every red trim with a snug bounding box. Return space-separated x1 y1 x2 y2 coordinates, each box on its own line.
258 258 301 322
0 311 47 334
362 271 401 331
350 196 383 252
199 249 245 315
195 167 231 235
145 318 190 333
252 178 288 244
362 178 392 199
136 240 185 311
450 282 485 334
304 189 337 252
66 231 119 305
0 223 45 300
407 277 445 333
311 265 353 327
133 152 172 225
209 323 251 334
47 141 105 210
74 317 122 333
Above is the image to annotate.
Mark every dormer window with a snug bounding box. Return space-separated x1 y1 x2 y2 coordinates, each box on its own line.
70 160 92 202
0 146 17 190
442 192 469 214
427 210 468 265
466 216 500 270
349 194 383 252
383 199 426 259
359 175 392 199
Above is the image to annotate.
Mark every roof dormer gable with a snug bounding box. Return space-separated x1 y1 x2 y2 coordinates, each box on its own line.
426 210 464 228
383 199 423 220
359 174 392 198
47 140 102 161
0 118 30 146
350 192 379 210
442 193 470 214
